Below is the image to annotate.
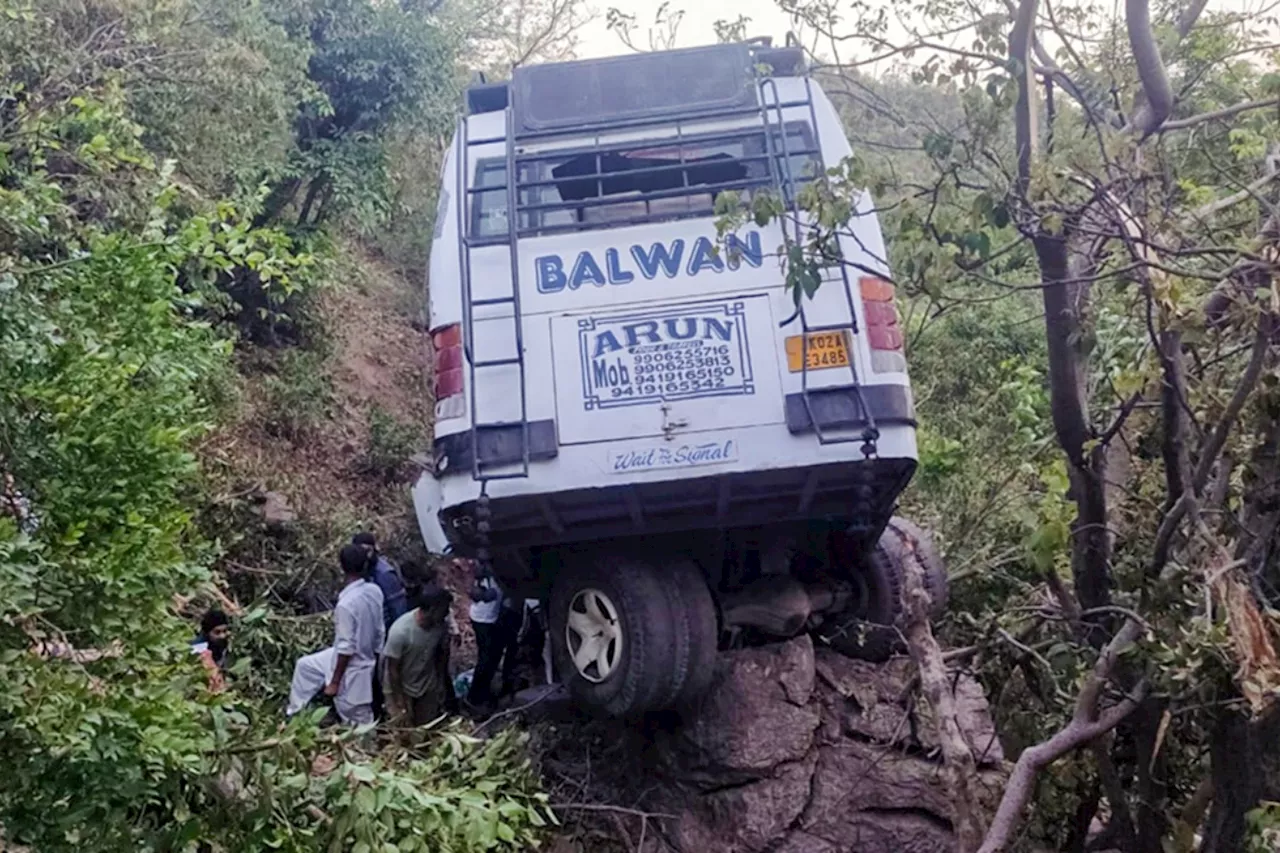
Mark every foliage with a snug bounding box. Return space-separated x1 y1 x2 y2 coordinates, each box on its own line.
261 346 335 441
0 0 311 207
362 404 421 483
1246 801 1280 853
261 0 463 232
0 1 550 849
735 0 1280 848
191 721 551 853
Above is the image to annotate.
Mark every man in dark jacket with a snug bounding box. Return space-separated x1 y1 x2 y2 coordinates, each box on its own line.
352 531 409 629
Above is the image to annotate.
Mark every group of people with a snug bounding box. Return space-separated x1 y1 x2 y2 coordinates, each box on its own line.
188 531 544 730
282 533 457 728
188 530 542 732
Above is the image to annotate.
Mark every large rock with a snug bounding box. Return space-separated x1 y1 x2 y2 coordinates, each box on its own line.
644 636 1006 853
660 637 819 785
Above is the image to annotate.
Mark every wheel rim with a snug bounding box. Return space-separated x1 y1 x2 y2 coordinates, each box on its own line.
565 588 623 683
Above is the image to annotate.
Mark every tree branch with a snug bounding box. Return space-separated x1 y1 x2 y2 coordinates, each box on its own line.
1161 97 1280 133
977 619 1148 853
1010 0 1040 195
897 525 986 850
1190 167 1280 221
1125 0 1175 137
1192 317 1272 494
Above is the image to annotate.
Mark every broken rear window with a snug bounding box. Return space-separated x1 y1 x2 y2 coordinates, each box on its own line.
469 123 818 240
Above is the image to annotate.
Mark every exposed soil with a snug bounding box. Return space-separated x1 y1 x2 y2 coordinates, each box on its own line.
198 239 444 611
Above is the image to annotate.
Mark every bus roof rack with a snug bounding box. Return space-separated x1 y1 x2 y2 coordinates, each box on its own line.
466 81 510 115
466 41 807 124
512 43 757 134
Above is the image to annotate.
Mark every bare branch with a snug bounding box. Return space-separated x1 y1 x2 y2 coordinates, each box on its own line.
1125 0 1175 137
1161 97 1280 133
977 619 1148 853
1190 155 1280 221
1192 317 1272 494
1149 316 1271 578
897 526 986 850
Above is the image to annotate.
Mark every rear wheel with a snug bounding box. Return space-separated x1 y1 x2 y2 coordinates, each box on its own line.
549 552 716 717
819 517 947 662
660 557 719 709
886 517 949 618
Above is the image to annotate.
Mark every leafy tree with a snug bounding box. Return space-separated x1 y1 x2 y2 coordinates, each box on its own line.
1 2 551 849
259 0 462 230
715 0 1280 848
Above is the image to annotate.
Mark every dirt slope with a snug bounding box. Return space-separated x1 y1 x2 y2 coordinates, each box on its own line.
199 240 439 609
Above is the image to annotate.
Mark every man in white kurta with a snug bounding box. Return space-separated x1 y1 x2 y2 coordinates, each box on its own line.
287 544 386 725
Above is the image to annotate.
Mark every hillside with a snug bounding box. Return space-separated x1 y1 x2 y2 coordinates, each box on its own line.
4 0 1280 851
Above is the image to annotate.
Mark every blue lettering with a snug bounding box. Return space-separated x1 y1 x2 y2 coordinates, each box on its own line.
664 318 698 340
726 232 764 269
613 449 655 471
606 248 634 285
703 319 733 342
592 330 623 357
630 239 685 279
623 321 661 347
570 251 607 289
536 255 567 293
592 358 631 387
687 236 725 275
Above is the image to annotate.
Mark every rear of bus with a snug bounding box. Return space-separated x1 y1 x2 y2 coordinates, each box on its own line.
415 42 918 556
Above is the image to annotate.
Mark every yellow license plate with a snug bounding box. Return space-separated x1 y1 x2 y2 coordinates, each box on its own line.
785 332 851 372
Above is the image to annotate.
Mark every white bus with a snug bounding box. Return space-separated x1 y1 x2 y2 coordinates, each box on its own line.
413 41 946 717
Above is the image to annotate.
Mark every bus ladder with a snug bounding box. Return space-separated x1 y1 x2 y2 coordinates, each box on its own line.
759 75 879 460
456 107 532 482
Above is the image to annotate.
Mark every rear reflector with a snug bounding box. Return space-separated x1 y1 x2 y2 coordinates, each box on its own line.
859 276 906 373
435 368 464 398
431 323 466 421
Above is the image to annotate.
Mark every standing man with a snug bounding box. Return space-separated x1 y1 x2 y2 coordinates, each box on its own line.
382 583 456 733
468 567 522 706
286 544 385 725
352 531 409 629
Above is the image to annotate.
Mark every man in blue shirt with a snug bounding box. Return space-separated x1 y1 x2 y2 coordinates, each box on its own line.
352 531 409 629
353 531 408 721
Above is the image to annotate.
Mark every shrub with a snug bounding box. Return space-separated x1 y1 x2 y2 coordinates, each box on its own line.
361 405 421 482
261 347 334 441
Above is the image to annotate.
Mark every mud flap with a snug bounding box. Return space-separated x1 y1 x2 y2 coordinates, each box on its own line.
411 474 450 554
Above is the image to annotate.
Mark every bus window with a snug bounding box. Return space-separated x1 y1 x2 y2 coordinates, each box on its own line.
467 123 817 239
472 160 508 239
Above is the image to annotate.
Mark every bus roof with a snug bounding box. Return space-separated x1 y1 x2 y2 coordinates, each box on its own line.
465 43 808 136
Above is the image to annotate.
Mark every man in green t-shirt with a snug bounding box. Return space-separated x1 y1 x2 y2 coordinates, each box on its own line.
381 583 456 732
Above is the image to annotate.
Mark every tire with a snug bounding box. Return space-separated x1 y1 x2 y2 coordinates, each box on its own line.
820 516 948 662
659 557 718 709
549 553 680 718
885 517 949 619
821 534 905 662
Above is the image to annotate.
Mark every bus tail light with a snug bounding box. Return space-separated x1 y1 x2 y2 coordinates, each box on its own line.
432 323 466 420
859 277 906 373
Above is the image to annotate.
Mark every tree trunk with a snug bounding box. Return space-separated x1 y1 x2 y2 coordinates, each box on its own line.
1202 709 1260 851
1038 234 1114 617
255 177 302 228
297 176 326 228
